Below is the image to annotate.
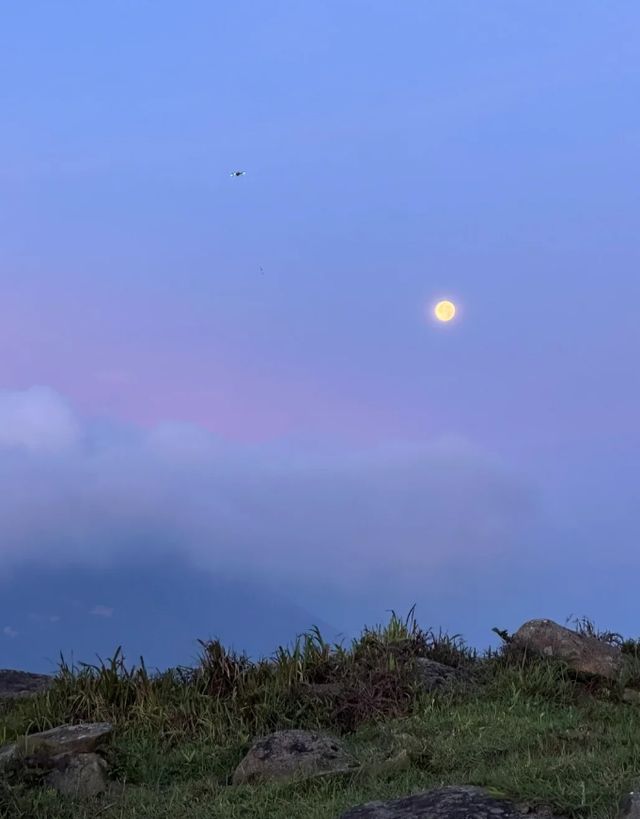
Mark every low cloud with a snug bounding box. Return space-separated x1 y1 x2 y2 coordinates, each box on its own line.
0 386 81 454
0 387 540 601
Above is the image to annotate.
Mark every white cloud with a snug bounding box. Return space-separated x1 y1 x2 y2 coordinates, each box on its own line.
0 386 540 601
0 386 81 454
3 626 18 638
90 605 113 618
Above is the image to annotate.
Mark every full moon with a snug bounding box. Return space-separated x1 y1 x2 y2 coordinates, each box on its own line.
434 300 456 322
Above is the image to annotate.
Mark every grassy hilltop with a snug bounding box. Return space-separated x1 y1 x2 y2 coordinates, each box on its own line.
2 608 640 818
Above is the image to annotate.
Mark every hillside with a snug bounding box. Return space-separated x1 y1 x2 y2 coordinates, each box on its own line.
2 610 640 818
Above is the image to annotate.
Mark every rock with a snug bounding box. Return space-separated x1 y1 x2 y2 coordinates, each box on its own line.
44 752 108 798
338 783 567 818
0 669 54 700
413 657 481 695
232 729 359 786
509 618 625 682
0 721 113 770
0 721 113 800
618 788 640 818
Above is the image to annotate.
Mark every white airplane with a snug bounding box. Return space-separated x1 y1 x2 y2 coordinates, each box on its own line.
230 170 246 177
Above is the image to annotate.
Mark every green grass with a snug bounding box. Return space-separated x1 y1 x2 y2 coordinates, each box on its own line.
2 607 640 818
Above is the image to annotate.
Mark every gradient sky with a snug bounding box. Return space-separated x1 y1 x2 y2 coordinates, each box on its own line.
1 2 640 674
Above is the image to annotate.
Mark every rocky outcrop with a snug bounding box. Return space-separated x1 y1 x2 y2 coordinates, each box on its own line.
232 728 359 785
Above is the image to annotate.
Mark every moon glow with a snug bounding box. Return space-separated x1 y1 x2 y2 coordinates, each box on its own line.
434 300 456 322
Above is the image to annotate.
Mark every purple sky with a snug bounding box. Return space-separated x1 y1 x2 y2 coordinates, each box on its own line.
1 2 640 673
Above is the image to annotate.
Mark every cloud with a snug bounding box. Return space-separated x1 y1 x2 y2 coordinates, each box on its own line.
90 605 113 618
0 386 81 454
0 386 540 601
3 626 18 638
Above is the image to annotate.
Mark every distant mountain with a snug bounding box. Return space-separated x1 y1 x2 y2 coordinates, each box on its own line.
0 553 342 675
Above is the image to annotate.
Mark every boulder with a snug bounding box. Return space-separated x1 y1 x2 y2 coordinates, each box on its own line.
0 721 113 770
232 728 359 786
618 788 640 818
509 618 625 682
44 752 108 798
0 722 112 800
339 783 567 818
413 657 481 694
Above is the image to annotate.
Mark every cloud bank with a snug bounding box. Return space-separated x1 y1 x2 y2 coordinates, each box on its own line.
0 386 540 602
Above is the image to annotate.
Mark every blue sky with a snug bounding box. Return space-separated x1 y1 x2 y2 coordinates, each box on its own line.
1 2 639 673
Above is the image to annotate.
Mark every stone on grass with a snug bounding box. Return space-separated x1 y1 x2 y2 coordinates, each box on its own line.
339 783 567 818
232 728 359 786
0 721 113 770
413 657 480 694
45 752 108 798
0 722 113 800
510 618 625 682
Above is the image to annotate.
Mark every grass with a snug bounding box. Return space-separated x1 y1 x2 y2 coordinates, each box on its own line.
2 607 640 818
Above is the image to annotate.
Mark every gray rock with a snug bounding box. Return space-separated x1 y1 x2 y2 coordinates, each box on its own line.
619 788 640 818
45 752 108 799
1 722 113 802
510 618 625 682
338 784 567 818
232 729 359 786
413 657 481 694
0 722 112 770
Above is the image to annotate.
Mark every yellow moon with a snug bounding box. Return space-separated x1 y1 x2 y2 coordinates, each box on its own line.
434 300 456 322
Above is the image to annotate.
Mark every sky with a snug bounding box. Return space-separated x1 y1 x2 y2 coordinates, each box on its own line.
1 1 639 674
